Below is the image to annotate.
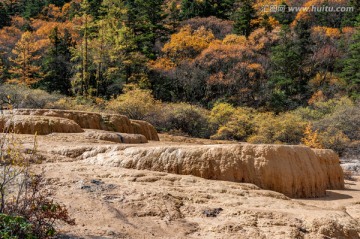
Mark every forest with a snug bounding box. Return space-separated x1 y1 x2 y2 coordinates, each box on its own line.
0 0 359 155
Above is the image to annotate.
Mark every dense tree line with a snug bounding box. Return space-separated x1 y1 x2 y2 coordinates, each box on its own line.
0 0 359 111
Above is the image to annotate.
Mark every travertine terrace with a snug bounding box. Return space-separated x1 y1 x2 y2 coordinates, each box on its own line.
2 109 344 198
1 110 358 238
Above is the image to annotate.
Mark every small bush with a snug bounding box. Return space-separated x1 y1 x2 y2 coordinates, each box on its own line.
248 112 306 144
294 97 354 121
0 127 75 238
0 84 61 109
293 97 358 153
0 214 35 239
246 135 269 144
48 96 104 112
211 107 255 141
314 104 360 141
319 127 350 154
301 123 323 149
209 102 236 127
210 107 306 144
106 86 160 120
161 103 214 138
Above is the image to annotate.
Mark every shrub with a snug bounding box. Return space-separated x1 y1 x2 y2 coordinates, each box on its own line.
248 112 307 144
106 86 160 120
247 112 277 144
0 84 61 109
0 214 35 239
294 97 354 121
209 102 236 127
0 126 75 238
319 127 351 154
48 96 104 112
314 103 360 141
293 97 358 153
211 107 255 141
161 103 214 138
301 123 323 149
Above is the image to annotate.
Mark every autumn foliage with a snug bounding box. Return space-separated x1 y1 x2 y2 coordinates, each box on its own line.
302 123 323 149
0 0 358 154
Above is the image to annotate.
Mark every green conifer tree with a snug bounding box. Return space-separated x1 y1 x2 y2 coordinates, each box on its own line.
273 1 293 25
341 16 360 98
232 0 256 37
0 2 11 29
125 0 166 59
269 21 314 111
40 27 73 95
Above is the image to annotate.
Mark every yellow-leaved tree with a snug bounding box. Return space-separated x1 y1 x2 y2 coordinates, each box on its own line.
9 31 42 85
302 123 323 149
162 25 215 65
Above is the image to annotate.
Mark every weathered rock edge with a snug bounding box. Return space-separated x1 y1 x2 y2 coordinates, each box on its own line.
5 109 159 141
85 131 148 144
0 115 84 135
83 144 344 198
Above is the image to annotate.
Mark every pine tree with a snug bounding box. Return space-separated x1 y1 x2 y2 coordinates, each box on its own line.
85 0 104 19
40 27 73 95
125 0 166 59
180 0 235 19
341 16 360 98
100 0 147 94
212 0 236 19
180 0 198 19
90 19 107 96
273 1 293 25
269 26 302 111
232 0 256 37
72 0 94 96
341 0 359 27
23 0 45 19
269 22 314 111
9 31 42 85
0 2 11 29
294 19 314 93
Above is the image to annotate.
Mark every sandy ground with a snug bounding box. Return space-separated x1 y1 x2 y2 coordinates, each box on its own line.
5 131 360 238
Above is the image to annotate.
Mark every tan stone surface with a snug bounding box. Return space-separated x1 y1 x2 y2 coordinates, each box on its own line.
131 120 160 141
37 162 360 239
5 109 159 140
0 115 83 135
85 130 148 144
83 144 344 198
314 149 345 190
4 133 358 238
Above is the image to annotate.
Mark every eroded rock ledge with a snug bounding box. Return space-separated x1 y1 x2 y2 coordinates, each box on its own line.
2 109 159 141
0 115 84 134
83 144 344 198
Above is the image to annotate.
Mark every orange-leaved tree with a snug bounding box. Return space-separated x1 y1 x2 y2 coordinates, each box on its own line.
9 31 42 85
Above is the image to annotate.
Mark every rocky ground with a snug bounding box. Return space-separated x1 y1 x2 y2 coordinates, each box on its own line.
341 141 360 176
6 131 357 239
45 161 359 239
